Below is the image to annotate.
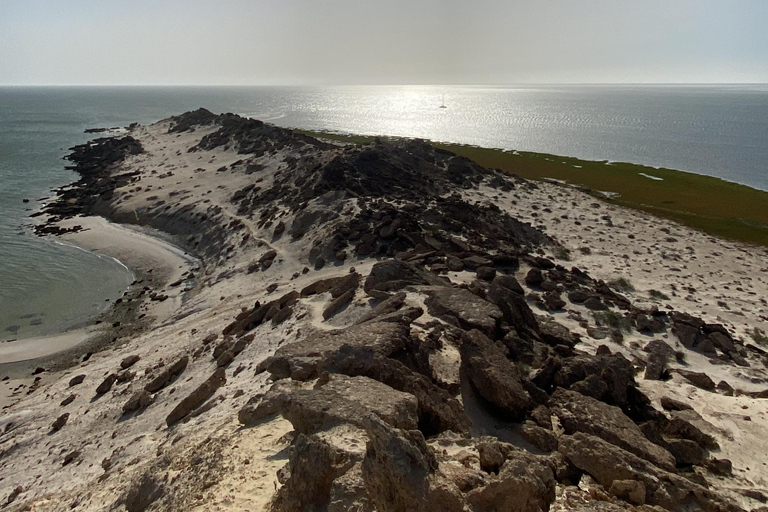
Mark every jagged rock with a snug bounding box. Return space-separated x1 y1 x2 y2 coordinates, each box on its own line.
465 448 556 512
424 287 502 336
51 413 69 432
538 317 577 348
666 438 705 466
521 421 559 452
69 374 86 387
525 268 543 287
530 405 553 430
361 416 462 512
323 288 356 320
216 333 255 367
145 355 189 393
671 312 705 348
567 290 589 304
476 266 496 281
224 291 299 335
328 462 373 512
460 330 532 419
583 296 607 310
355 292 407 324
659 396 693 411
271 433 354 512
166 368 226 426
569 374 609 401
302 273 360 297
542 291 565 311
550 389 676 471
120 355 141 369
717 380 735 396
553 353 635 409
239 379 304 425
326 347 471 435
122 390 154 414
95 373 118 395
676 369 716 391
704 458 733 476
486 277 540 341
643 339 674 380
664 410 719 450
608 479 646 506
364 260 445 296
559 433 741 512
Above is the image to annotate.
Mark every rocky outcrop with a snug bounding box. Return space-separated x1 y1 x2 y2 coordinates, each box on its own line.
559 433 742 512
425 288 502 337
258 322 410 381
550 389 676 471
460 330 532 419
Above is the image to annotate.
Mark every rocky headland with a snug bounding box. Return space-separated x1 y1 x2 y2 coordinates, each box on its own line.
2 108 768 511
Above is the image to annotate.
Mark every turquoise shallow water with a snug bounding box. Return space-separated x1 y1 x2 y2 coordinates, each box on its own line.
1 85 767 342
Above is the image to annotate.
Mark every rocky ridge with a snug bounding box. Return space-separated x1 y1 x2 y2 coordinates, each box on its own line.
4 109 768 511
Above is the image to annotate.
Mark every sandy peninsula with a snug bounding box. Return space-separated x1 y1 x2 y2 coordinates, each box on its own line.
1 109 767 511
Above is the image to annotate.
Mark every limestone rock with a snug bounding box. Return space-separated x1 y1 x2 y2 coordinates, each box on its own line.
550 389 676 471
558 433 741 512
260 322 410 381
424 287 502 337
466 449 556 512
271 434 354 512
460 329 532 419
166 367 226 426
144 355 189 393
676 369 716 391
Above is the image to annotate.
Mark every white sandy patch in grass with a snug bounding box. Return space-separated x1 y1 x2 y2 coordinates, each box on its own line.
638 172 664 181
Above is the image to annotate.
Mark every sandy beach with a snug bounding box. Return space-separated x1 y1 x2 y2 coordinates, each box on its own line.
2 111 768 511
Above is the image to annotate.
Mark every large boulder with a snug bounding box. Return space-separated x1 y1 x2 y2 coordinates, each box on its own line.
325 345 471 435
550 389 676 471
259 322 410 381
553 354 635 409
460 330 532 420
271 434 355 512
465 449 556 512
486 276 541 341
559 433 742 512
281 375 419 433
361 416 464 512
424 287 502 337
675 370 716 391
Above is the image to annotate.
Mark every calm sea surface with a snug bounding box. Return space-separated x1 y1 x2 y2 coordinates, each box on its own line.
1 85 767 341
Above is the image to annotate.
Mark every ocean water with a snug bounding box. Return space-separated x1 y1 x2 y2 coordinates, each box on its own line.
1 85 767 342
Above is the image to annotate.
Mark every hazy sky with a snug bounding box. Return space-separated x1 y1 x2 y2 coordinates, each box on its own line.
1 0 767 85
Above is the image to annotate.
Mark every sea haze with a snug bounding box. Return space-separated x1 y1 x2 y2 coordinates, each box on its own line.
0 84 766 341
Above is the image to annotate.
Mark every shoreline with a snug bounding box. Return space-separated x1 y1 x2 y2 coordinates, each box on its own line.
0 215 199 408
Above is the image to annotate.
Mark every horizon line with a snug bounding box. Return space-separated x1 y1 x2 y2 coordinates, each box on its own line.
2 82 768 88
